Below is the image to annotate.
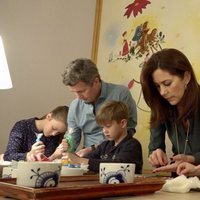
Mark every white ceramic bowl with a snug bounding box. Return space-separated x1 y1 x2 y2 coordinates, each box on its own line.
16 161 62 188
61 166 84 176
99 163 135 184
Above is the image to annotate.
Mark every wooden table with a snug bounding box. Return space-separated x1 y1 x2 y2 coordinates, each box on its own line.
0 188 199 200
101 190 200 200
0 175 199 200
0 175 164 199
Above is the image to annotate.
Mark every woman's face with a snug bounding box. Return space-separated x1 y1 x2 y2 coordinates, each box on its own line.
152 69 190 106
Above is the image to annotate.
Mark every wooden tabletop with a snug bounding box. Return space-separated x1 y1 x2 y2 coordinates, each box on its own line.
0 188 199 200
101 190 200 200
0 174 199 200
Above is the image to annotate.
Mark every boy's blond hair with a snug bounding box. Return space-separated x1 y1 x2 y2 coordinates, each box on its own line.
96 101 128 126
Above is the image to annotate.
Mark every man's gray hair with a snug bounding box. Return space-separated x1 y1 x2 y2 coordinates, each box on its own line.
62 58 100 86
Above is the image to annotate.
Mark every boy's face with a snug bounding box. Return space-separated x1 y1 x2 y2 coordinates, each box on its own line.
102 120 127 142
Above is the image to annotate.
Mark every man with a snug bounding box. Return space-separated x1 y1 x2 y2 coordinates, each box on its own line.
62 58 137 156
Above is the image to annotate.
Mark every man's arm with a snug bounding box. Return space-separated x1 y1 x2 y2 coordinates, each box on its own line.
66 104 82 150
121 88 137 135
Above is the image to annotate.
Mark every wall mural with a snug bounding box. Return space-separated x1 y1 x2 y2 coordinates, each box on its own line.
92 0 200 169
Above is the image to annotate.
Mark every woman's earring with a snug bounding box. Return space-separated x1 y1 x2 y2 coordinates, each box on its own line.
184 82 188 89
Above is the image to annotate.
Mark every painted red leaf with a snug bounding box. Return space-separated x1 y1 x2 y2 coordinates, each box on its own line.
124 0 151 18
128 79 135 89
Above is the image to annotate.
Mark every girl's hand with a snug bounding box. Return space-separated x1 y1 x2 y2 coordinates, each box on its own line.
31 141 45 153
26 141 45 161
27 153 49 161
148 149 168 167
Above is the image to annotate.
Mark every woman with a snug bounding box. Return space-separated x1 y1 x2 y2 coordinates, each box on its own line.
177 162 200 177
4 106 69 161
140 48 200 173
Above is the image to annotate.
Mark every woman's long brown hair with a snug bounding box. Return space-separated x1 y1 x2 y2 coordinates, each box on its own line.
140 48 200 128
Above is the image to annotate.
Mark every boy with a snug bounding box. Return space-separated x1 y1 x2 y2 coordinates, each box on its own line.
64 101 143 174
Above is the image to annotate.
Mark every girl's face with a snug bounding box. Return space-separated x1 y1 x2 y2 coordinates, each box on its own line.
43 114 67 137
102 120 127 144
152 69 190 106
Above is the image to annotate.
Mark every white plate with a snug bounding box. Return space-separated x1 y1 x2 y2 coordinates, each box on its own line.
0 161 11 177
61 166 84 176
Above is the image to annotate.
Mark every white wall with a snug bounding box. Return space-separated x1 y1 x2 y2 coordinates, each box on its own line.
0 0 96 152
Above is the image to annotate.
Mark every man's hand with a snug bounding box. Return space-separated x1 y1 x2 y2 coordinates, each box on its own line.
48 139 69 161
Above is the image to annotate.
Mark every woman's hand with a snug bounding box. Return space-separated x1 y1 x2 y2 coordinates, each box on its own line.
177 162 200 176
171 154 195 164
152 154 195 173
153 160 182 173
148 149 168 167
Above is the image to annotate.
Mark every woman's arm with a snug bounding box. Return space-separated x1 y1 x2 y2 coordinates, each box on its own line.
148 124 168 166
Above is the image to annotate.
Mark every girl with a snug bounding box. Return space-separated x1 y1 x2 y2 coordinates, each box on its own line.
4 106 69 161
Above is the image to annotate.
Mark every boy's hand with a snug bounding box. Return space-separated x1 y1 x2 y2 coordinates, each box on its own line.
64 152 89 165
76 147 92 157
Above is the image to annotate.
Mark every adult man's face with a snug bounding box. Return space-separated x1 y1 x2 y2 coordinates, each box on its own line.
67 78 101 103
